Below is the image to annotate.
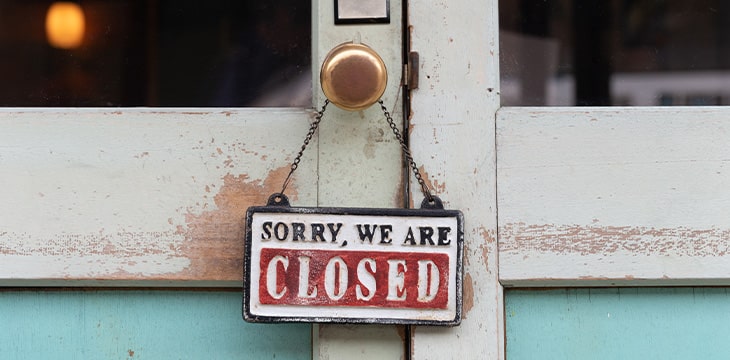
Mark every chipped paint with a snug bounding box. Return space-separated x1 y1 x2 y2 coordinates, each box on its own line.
462 272 474 317
179 166 295 281
499 222 730 257
500 222 730 286
0 108 317 284
0 230 190 278
417 165 446 195
396 325 407 343
0 166 297 282
479 226 496 274
409 0 502 355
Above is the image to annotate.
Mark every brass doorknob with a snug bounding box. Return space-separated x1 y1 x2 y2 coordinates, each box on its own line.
320 42 387 111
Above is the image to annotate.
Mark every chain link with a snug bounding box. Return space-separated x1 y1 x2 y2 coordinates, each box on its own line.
279 98 434 205
280 99 330 196
378 100 435 203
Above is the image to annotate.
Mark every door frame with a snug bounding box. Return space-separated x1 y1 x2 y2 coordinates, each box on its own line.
410 0 730 359
1 0 408 358
408 0 502 358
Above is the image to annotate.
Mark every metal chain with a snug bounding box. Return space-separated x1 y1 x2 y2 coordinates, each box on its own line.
378 100 435 203
279 98 434 204
280 99 330 196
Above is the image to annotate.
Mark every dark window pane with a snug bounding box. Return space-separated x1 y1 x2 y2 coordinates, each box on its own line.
0 1 311 107
500 0 730 106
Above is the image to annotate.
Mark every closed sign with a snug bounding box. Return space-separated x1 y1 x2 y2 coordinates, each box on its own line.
243 204 463 325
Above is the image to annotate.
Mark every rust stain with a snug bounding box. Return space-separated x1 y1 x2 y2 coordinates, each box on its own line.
393 182 405 209
408 25 414 51
127 349 134 357
462 272 474 318
396 325 406 343
499 222 730 257
179 166 296 281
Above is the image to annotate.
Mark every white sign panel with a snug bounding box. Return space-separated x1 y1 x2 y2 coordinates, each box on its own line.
243 204 463 325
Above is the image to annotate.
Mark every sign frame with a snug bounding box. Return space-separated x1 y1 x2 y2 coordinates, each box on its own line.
334 0 391 24
243 195 463 326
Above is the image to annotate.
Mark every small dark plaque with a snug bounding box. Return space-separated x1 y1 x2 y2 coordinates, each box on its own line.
335 0 390 24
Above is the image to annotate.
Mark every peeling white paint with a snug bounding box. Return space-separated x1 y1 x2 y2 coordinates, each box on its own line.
409 0 503 359
0 109 318 283
0 254 191 278
498 107 730 286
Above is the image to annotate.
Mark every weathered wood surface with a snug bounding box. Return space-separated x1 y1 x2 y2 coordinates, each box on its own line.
498 107 730 286
409 0 504 358
313 0 406 358
0 109 317 286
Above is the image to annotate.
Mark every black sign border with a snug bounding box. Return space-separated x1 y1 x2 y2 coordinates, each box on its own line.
334 0 391 25
243 204 464 326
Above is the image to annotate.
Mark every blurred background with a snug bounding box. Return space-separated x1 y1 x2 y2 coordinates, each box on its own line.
0 1 311 107
500 0 730 106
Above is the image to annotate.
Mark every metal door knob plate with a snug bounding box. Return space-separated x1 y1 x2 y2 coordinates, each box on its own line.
320 42 387 111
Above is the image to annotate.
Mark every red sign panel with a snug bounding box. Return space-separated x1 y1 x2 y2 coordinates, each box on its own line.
259 248 449 309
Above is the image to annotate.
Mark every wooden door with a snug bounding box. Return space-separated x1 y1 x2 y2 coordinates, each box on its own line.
408 0 730 358
495 2 730 359
0 0 406 358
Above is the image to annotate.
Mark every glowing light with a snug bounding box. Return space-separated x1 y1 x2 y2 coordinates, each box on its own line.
45 2 86 49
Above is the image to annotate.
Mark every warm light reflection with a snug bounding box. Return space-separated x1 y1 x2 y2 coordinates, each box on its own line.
45 2 86 49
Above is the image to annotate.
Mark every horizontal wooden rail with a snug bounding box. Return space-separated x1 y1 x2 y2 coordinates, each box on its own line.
498 107 730 287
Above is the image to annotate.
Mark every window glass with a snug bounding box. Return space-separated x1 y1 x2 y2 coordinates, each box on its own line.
0 1 311 107
500 0 730 106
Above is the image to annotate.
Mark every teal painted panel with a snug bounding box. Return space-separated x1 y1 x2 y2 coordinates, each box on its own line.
0 291 310 359
506 288 730 360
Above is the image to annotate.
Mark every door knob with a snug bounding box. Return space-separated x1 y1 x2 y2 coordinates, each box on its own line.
320 42 387 111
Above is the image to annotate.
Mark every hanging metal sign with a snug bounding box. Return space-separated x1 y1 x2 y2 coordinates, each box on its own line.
243 194 463 325
243 79 463 325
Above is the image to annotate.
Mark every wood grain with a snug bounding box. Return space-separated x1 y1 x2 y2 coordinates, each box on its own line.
313 0 407 358
409 0 504 358
0 109 318 286
498 107 730 286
